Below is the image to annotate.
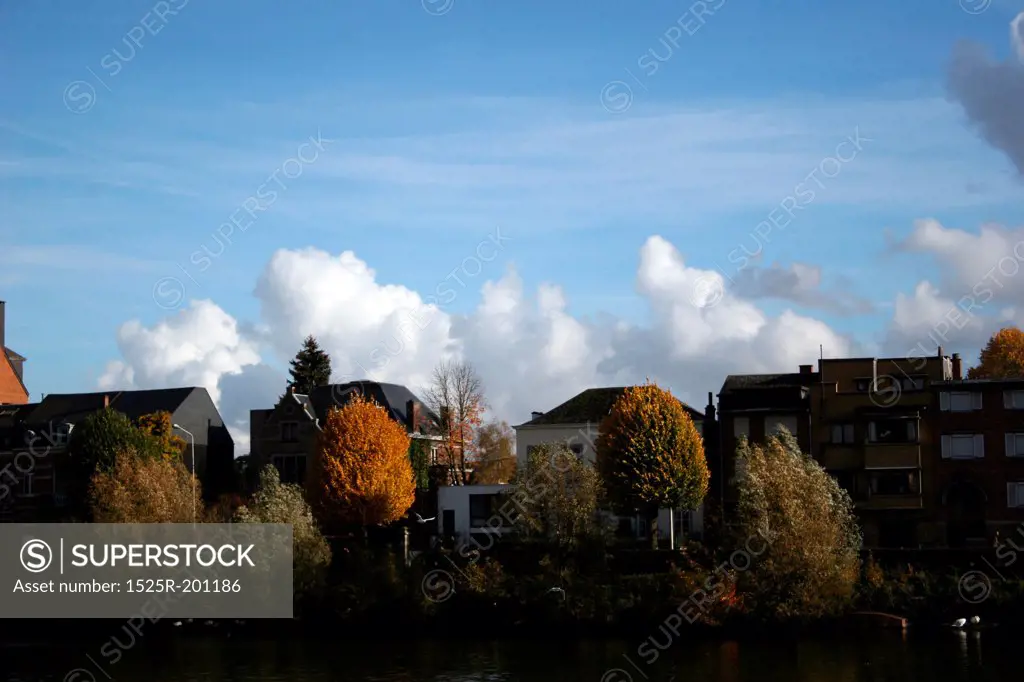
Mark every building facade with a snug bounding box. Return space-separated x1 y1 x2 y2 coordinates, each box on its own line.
0 388 234 521
249 381 441 489
811 352 954 548
924 376 1024 547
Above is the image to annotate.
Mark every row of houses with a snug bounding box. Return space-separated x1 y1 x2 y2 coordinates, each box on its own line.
3 299 1024 549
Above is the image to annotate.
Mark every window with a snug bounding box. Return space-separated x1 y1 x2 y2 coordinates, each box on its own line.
272 454 307 485
430 445 439 464
901 376 925 391
526 445 538 458
941 434 984 459
1007 434 1024 458
19 473 33 497
569 443 584 456
855 379 870 392
734 457 748 482
831 424 855 444
868 418 917 444
940 391 982 412
1008 482 1024 508
51 423 73 447
733 417 749 439
767 415 798 437
869 470 918 495
280 422 298 442
469 494 503 528
1005 390 1024 409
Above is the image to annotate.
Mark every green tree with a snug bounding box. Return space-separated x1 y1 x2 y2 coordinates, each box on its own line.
66 408 162 519
733 429 861 621
236 465 332 596
595 382 709 549
288 335 332 395
512 441 608 548
408 439 431 489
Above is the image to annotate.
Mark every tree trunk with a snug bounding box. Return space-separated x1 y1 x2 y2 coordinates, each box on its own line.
649 510 659 550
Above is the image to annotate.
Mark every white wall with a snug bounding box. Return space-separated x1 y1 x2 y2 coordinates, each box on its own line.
436 484 514 543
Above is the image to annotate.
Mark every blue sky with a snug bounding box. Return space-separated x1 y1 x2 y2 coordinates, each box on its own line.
2 0 1024 405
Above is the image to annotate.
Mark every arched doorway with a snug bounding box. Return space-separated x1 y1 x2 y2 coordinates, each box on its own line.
944 479 987 547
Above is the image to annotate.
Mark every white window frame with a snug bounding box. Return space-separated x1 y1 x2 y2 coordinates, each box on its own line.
940 391 982 412
941 434 984 459
1007 433 1024 457
767 415 799 437
733 417 750 439
1005 390 1024 409
1008 482 1024 508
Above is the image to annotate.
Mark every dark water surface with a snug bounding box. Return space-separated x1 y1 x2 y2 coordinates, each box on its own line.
1 630 1015 682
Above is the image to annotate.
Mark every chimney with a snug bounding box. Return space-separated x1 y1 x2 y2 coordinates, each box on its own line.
531 411 544 420
705 391 716 421
952 353 962 381
937 346 943 358
799 364 813 375
406 399 420 433
0 300 5 350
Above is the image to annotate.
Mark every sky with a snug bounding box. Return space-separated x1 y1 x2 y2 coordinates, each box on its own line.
3 0 1024 454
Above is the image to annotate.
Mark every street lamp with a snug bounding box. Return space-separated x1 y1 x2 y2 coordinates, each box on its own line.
173 424 196 526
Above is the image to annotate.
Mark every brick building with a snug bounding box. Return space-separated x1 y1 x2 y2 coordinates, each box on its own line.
924 375 1024 547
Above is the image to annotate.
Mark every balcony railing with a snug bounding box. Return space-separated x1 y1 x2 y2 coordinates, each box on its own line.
864 444 920 469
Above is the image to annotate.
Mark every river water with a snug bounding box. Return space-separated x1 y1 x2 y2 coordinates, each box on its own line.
1 630 1013 682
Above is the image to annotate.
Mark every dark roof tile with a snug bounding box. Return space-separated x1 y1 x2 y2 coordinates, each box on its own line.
521 387 703 426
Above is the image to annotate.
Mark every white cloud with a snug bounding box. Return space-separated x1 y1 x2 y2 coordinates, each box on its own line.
99 238 858 455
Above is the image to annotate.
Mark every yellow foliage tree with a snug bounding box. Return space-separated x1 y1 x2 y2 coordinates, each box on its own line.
307 394 415 530
136 411 187 461
967 327 1024 379
90 449 200 523
596 382 709 548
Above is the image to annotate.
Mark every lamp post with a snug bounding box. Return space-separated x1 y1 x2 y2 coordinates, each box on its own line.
173 424 196 526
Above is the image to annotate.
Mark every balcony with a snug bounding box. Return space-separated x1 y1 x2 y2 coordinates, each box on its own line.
857 494 923 510
864 443 920 469
820 445 862 469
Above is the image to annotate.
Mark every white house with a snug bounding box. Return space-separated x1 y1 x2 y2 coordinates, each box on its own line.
436 484 514 543
514 387 708 542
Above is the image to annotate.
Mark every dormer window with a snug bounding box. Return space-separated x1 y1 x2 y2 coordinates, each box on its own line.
53 423 73 446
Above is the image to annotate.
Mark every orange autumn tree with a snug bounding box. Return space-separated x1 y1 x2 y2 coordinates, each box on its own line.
596 382 709 549
136 411 187 462
307 393 415 531
424 360 486 484
967 327 1024 379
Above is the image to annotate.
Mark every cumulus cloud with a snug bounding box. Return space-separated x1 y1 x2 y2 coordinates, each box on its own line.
99 237 857 455
731 262 874 316
947 14 1024 175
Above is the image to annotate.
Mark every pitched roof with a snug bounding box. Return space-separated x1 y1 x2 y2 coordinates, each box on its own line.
25 388 198 425
2 347 28 400
719 373 811 394
519 387 704 427
307 381 438 426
